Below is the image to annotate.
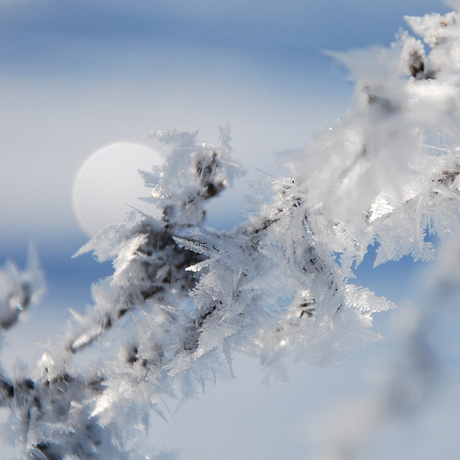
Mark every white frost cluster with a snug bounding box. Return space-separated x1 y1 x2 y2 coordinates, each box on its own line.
142 125 244 227
3 8 460 460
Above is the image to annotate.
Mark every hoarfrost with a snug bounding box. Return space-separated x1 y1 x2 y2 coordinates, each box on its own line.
4 6 460 459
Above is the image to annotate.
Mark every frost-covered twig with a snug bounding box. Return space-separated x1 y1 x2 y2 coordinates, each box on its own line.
0 243 45 332
4 8 460 460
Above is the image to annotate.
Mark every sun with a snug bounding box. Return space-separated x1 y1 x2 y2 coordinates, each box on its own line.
72 142 163 236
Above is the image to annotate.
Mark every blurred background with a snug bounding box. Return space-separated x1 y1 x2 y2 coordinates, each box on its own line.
1 1 458 459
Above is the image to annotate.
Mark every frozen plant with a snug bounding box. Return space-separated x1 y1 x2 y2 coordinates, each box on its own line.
3 5 460 459
0 244 45 331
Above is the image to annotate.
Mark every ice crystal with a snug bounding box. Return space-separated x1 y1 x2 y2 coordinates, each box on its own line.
4 7 460 459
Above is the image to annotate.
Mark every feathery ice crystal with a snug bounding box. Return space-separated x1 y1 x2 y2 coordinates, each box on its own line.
3 7 460 459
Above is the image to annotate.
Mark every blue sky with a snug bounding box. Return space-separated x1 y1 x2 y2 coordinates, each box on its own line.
0 1 457 459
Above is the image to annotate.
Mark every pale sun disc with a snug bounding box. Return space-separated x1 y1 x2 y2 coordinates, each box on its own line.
72 142 163 237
